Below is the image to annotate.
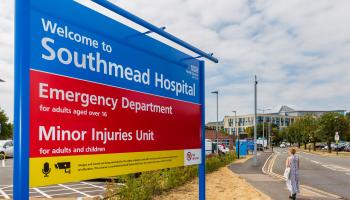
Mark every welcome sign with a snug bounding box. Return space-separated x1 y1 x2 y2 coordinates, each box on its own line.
16 0 203 187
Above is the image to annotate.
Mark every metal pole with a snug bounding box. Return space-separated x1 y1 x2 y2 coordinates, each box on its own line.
262 112 265 152
236 111 239 159
198 61 205 200
211 91 219 154
253 75 258 166
269 121 272 152
91 0 219 63
258 108 271 151
337 143 338 155
216 92 219 154
233 111 239 159
14 0 30 198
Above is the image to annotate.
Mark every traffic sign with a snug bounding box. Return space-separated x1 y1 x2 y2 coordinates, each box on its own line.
15 0 208 196
335 132 340 143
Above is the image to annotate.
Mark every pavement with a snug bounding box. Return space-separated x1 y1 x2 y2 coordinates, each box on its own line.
229 152 291 199
229 149 345 200
0 158 108 199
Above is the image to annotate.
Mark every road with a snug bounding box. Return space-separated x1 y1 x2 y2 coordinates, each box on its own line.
230 150 345 200
229 152 293 199
0 158 109 199
273 148 350 199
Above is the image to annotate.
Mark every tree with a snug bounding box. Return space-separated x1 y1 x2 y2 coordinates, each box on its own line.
303 115 319 151
245 126 254 138
0 108 13 139
287 119 303 148
273 129 284 145
319 112 349 153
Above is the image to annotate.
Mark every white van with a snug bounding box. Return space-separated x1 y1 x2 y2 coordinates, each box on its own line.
205 139 213 155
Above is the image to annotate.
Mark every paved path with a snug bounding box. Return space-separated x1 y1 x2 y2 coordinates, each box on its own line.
0 158 109 199
229 152 292 199
0 182 106 199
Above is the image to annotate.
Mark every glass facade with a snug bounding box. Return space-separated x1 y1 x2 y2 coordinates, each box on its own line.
224 114 295 134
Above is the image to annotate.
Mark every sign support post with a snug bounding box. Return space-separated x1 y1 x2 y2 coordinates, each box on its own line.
199 61 205 200
14 0 30 199
335 132 339 155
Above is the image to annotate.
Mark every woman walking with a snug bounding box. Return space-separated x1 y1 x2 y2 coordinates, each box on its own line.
285 148 300 199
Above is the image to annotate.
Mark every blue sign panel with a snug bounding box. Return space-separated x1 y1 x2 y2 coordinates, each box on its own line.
14 0 211 199
30 0 201 103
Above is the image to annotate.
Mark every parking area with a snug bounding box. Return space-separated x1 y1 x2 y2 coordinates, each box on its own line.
0 182 106 199
0 158 110 199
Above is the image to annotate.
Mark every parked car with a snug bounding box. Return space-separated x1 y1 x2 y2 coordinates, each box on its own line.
315 143 327 149
0 140 14 159
337 143 347 151
345 144 350 152
280 143 286 148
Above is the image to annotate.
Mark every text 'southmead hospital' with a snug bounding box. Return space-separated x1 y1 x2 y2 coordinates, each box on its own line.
41 19 196 98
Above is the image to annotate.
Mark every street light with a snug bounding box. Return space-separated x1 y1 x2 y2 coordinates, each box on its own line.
253 75 258 166
211 90 219 154
232 111 239 159
258 108 271 151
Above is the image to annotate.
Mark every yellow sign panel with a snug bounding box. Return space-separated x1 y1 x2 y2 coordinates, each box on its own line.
30 150 184 187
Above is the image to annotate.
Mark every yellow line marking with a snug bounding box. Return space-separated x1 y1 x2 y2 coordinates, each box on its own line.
267 152 342 199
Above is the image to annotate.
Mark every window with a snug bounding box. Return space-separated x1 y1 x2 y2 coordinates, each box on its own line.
4 141 12 148
220 139 230 147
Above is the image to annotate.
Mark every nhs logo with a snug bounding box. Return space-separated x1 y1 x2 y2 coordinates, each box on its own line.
184 149 201 166
186 65 199 80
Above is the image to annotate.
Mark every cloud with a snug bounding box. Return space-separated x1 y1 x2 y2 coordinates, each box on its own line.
1 0 350 123
0 0 14 121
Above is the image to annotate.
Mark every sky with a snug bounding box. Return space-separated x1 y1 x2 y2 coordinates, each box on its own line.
1 0 350 123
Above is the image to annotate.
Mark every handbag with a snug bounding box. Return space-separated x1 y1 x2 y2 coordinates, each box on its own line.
283 167 291 180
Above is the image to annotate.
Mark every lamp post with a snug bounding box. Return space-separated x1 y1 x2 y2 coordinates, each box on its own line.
269 121 273 152
232 111 239 159
259 108 271 151
253 76 258 166
211 91 219 154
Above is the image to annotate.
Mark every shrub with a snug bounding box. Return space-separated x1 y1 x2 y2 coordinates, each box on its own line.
104 152 235 200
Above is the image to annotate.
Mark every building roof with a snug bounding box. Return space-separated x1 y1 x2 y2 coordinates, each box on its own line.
206 121 223 126
205 129 233 140
279 105 295 113
278 105 346 114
